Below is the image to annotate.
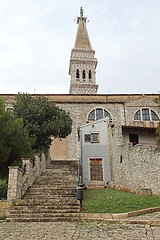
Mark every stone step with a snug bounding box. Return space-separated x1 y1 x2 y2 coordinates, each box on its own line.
30 185 78 189
14 204 79 210
9 159 79 222
15 199 79 206
8 217 79 222
43 166 77 170
38 178 77 182
25 193 76 197
34 179 77 184
33 182 77 186
10 208 80 214
23 196 77 201
50 160 78 165
42 172 77 176
12 205 79 211
35 175 76 179
23 193 77 197
22 198 77 203
9 212 79 218
22 199 77 204
27 188 76 194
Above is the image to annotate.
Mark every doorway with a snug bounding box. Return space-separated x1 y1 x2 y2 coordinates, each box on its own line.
90 158 103 181
129 134 139 146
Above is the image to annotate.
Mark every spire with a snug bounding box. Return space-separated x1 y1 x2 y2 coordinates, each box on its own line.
74 7 92 49
69 8 98 94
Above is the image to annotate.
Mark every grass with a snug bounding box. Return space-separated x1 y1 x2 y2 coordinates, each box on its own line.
0 215 6 220
82 188 160 213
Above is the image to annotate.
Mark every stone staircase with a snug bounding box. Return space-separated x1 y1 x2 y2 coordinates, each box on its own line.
8 160 80 222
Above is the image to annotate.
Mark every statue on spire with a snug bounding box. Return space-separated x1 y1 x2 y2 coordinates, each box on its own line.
80 7 83 18
76 7 86 24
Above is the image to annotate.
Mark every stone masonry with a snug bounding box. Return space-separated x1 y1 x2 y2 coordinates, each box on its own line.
3 94 160 196
8 160 80 222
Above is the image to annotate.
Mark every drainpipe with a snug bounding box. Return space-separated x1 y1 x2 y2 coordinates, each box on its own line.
123 103 127 126
77 126 82 187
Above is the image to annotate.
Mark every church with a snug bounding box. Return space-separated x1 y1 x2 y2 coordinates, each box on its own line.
3 8 160 196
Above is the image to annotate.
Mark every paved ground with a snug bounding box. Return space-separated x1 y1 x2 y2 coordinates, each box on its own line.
0 212 159 240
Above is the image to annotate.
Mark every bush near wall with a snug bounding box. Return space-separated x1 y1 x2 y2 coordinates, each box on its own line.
0 179 7 200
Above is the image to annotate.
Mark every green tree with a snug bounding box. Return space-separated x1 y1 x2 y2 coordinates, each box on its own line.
0 98 35 178
13 93 72 152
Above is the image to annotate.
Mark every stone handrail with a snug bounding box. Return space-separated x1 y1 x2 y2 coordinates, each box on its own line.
7 152 51 201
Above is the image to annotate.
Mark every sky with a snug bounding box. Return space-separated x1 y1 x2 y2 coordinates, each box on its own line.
0 0 160 95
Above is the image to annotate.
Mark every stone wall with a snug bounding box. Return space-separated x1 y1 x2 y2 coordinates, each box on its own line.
52 102 122 160
109 125 160 196
50 137 69 160
3 95 160 196
124 96 160 127
7 153 50 200
0 200 12 217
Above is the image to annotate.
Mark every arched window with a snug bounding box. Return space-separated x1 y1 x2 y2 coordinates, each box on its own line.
5 107 14 112
88 109 95 120
76 69 79 78
151 110 159 121
82 70 86 79
134 109 159 121
89 70 92 79
88 108 112 122
134 110 141 120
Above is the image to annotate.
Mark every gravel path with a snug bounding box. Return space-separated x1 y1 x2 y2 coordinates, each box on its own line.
131 211 160 220
0 221 160 240
0 211 159 239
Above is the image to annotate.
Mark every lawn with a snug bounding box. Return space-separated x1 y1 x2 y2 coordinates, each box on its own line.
82 188 160 213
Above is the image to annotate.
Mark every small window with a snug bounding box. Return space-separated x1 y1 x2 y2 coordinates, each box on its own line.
134 110 141 120
76 69 79 78
82 70 86 79
142 109 150 121
91 133 99 143
84 134 91 142
89 70 92 79
151 110 159 121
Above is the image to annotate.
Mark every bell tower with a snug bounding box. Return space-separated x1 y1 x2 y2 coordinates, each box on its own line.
69 7 98 94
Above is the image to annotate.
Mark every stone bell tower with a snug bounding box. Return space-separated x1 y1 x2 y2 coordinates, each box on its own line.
69 7 98 94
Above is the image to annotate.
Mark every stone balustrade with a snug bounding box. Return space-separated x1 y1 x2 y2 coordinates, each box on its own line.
7 153 50 201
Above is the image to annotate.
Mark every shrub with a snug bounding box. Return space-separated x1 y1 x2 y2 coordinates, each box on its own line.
0 179 7 200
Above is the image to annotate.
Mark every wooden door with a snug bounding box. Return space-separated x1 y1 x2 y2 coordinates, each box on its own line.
90 159 103 181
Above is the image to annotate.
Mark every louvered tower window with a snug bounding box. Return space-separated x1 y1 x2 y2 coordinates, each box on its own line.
82 70 86 79
89 70 92 79
76 69 79 78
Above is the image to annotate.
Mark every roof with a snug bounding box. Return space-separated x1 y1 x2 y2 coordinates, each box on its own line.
1 94 159 104
74 17 92 49
122 125 156 131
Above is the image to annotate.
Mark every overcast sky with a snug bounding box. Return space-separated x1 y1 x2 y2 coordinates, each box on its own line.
0 0 160 95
